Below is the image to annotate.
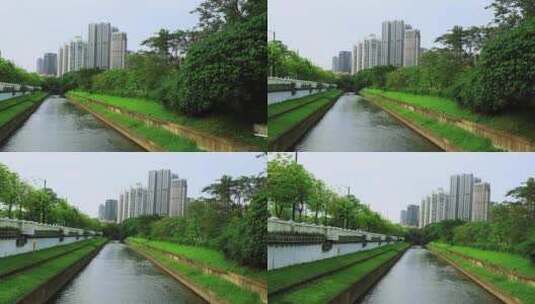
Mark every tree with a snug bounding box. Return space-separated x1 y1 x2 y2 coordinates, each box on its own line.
192 0 266 33
203 175 235 213
487 0 535 28
178 13 266 122
507 177 535 219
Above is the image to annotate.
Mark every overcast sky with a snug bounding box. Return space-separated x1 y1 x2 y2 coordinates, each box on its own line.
0 153 264 218
0 0 202 72
270 153 535 223
268 0 494 69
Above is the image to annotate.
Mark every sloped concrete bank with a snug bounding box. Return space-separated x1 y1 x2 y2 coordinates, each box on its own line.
143 244 267 302
427 246 517 304
66 99 157 151
126 242 226 304
362 92 535 152
67 93 258 152
269 95 341 151
0 94 48 145
328 246 409 304
17 241 107 304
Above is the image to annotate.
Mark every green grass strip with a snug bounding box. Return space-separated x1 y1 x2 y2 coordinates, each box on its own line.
128 238 261 279
375 98 499 151
268 90 339 118
363 89 535 142
0 238 106 304
429 244 535 304
0 238 97 277
69 91 265 149
128 241 262 304
68 95 201 151
271 244 409 304
431 242 535 278
266 243 400 294
269 91 341 141
0 92 46 127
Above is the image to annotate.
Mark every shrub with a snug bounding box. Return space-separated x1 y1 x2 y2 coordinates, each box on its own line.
178 13 267 122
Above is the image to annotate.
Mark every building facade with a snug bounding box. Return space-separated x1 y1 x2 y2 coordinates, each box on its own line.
110 32 127 69
381 20 405 67
406 204 419 227
43 53 57 76
170 179 188 217
362 35 382 70
337 51 352 74
104 199 118 222
472 182 490 222
403 28 421 67
88 22 112 69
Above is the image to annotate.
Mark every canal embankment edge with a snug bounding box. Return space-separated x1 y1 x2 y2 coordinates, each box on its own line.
361 92 535 152
360 93 454 151
269 92 342 151
0 93 49 145
16 239 108 304
136 241 267 302
125 241 229 304
426 245 521 304
328 244 410 304
67 93 258 152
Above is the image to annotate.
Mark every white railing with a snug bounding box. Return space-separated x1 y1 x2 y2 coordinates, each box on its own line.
268 77 336 90
0 82 41 92
268 217 402 242
0 217 97 236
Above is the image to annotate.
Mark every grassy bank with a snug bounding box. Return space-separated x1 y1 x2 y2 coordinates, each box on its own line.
128 238 262 279
267 243 400 295
428 243 535 304
363 89 535 142
362 90 499 151
127 238 263 304
270 243 409 304
0 92 46 128
69 91 264 150
67 93 200 151
0 238 106 304
268 90 342 141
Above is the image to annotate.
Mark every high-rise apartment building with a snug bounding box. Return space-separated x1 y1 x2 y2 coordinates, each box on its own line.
170 179 188 217
450 174 478 221
98 204 105 220
110 32 127 69
69 36 87 72
104 199 118 222
403 28 421 67
400 210 407 225
43 53 57 76
407 204 419 227
148 169 176 216
382 20 405 67
62 44 70 75
472 182 490 222
36 58 44 75
58 48 64 77
332 56 339 72
337 51 352 74
362 35 382 70
352 42 363 75
88 22 112 69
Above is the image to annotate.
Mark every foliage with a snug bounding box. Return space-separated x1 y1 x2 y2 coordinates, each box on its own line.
452 18 535 113
487 0 535 28
0 58 42 86
267 154 405 235
268 40 337 83
353 65 396 92
0 163 100 231
178 13 266 122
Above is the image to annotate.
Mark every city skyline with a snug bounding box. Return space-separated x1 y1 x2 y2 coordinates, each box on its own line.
0 153 265 218
270 153 535 223
0 0 202 72
269 0 494 69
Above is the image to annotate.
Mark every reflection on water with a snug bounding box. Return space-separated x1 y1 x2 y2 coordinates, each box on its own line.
49 242 206 304
0 96 143 151
358 247 501 304
295 94 441 152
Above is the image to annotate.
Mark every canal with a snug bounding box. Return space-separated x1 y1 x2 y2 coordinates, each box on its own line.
49 242 206 304
0 95 143 151
358 247 501 304
294 93 441 152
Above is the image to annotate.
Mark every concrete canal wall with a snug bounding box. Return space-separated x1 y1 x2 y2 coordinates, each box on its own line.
362 92 535 152
67 94 257 152
0 94 48 145
427 245 521 304
16 241 106 304
267 218 402 270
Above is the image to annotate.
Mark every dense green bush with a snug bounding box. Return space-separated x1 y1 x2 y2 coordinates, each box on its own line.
453 18 535 112
0 58 42 86
178 13 267 122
